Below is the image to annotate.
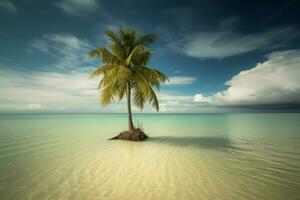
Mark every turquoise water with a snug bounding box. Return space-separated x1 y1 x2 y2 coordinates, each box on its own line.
0 113 300 200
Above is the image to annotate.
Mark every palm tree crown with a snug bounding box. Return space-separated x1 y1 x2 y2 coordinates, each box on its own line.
89 27 168 131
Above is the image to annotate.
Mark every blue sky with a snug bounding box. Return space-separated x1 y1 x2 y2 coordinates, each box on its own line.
0 0 300 113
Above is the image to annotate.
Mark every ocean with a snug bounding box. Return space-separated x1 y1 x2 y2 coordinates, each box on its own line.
0 113 299 200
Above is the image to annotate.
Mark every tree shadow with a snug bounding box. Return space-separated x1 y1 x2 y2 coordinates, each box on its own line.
147 136 236 151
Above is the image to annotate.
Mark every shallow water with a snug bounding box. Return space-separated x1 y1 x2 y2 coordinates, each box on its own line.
0 113 300 200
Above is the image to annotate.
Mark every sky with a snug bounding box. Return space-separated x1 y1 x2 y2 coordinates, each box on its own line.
0 0 300 113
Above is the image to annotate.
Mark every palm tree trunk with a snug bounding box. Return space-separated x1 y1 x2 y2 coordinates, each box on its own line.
127 82 134 131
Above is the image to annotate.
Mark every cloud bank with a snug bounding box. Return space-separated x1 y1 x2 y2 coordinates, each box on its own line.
0 33 102 112
170 25 298 59
194 49 300 107
0 67 101 112
166 76 197 85
0 67 198 113
31 33 93 69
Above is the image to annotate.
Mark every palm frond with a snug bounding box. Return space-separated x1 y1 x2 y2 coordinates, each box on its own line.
100 84 117 105
132 50 151 66
99 65 132 88
136 34 156 46
89 64 117 79
125 44 144 65
89 26 168 112
134 66 168 90
99 67 129 104
120 27 137 43
106 29 122 45
133 70 159 111
88 48 121 64
106 29 126 59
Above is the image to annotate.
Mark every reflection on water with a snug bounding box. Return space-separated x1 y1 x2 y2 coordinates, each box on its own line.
148 136 235 150
0 113 300 200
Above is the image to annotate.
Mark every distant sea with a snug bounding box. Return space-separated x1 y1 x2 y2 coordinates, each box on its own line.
0 113 299 200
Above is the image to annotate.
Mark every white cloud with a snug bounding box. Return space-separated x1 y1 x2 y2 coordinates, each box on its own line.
171 26 298 59
165 76 197 85
28 104 42 109
194 49 300 106
158 92 194 101
31 39 49 53
0 66 140 113
30 33 93 69
0 66 233 113
54 0 99 16
153 91 197 112
0 67 198 113
0 0 17 13
0 68 100 111
31 33 91 52
194 94 211 103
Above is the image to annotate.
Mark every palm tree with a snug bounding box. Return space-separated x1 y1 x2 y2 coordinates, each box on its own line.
89 27 168 136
